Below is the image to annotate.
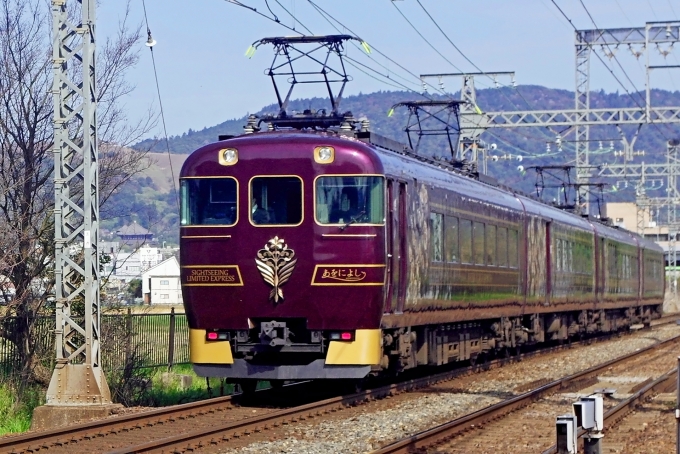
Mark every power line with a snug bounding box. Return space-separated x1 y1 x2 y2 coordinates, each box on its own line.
141 0 179 213
305 0 448 96
250 0 424 94
399 0 558 142
390 1 465 74
224 0 427 95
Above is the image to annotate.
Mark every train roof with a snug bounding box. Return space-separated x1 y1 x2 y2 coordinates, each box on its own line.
353 132 661 252
193 129 662 253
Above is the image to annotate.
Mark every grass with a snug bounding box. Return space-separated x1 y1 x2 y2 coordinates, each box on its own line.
0 383 44 436
0 365 238 435
144 364 237 406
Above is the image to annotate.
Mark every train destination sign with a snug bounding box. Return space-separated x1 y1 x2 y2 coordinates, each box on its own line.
182 266 244 286
311 264 385 286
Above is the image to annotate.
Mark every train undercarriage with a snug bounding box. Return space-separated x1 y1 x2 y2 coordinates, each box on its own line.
192 304 662 391
380 305 660 373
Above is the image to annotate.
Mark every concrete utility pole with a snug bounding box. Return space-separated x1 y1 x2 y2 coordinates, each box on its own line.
33 0 118 430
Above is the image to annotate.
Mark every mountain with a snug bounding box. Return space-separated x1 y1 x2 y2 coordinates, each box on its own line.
121 86 680 245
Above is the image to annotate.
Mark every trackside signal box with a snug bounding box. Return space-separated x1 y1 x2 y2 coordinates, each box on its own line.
556 414 578 454
573 395 603 431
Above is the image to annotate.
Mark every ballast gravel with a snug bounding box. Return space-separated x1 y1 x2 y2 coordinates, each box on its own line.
220 324 680 454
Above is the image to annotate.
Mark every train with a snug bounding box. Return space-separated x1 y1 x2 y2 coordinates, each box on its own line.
178 118 665 391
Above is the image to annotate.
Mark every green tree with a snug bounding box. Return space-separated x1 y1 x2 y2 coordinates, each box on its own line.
127 279 142 299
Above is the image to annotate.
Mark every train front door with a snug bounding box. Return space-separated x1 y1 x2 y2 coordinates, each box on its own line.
386 180 408 314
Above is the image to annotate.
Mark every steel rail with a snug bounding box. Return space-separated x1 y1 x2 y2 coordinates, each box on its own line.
0 316 675 453
369 331 680 454
0 394 236 452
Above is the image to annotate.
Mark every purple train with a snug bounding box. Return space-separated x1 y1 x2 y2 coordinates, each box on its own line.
179 128 665 390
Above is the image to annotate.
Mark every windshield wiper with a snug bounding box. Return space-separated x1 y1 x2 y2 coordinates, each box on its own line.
339 211 366 231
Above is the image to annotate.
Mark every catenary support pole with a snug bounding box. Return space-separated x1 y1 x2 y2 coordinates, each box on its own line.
32 0 120 430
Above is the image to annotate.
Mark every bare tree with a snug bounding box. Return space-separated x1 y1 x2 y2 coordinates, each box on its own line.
0 0 155 387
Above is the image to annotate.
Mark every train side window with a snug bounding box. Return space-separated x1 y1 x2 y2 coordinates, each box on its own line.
497 227 508 267
180 177 238 226
315 176 384 225
556 239 563 271
459 219 473 264
445 216 459 263
430 212 443 262
250 176 303 226
508 229 518 268
566 241 573 272
485 224 496 266
473 221 485 265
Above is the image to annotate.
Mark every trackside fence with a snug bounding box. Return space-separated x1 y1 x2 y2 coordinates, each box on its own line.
0 308 189 375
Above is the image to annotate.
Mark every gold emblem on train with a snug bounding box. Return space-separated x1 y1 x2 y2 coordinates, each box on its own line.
255 236 298 303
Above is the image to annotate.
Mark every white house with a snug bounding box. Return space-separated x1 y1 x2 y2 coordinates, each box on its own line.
141 256 182 305
111 246 165 283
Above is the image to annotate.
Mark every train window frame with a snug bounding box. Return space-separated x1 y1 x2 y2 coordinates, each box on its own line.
485 224 497 266
459 218 473 264
430 212 444 262
556 238 563 272
313 174 385 227
248 175 304 227
179 177 239 227
508 228 519 268
497 227 508 267
472 221 485 266
445 215 459 263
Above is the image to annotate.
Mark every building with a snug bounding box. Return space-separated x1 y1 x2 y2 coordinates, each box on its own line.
606 202 675 266
115 221 154 245
141 257 182 305
109 246 164 283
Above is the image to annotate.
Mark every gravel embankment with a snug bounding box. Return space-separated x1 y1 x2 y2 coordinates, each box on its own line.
220 325 680 454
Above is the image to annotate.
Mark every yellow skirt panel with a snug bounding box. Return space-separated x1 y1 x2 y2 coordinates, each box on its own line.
189 329 234 364
326 329 382 365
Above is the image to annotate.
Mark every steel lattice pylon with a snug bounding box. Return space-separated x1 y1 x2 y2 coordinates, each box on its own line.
46 0 111 405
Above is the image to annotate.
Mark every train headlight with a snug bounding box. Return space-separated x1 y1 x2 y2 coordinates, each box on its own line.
314 146 335 164
219 148 238 166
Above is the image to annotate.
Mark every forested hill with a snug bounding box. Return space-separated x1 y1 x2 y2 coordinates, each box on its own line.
134 85 680 162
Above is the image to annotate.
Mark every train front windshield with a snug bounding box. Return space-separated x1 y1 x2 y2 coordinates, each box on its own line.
315 176 384 225
180 175 385 227
180 178 238 226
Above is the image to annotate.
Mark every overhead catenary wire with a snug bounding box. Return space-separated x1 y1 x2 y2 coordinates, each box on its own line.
389 1 465 75
414 0 544 115
224 0 427 94
223 0 592 163
392 0 561 148
304 1 562 159
305 0 449 96
141 0 180 213
250 0 422 93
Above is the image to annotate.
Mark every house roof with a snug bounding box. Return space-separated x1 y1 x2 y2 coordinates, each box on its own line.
116 222 153 236
142 256 179 276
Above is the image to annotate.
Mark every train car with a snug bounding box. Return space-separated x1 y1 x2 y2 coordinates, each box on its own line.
179 127 665 389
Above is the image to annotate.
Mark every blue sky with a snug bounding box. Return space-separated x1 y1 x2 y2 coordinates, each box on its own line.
98 1 680 138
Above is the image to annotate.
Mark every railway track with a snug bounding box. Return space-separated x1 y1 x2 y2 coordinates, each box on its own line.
370 325 680 454
0 317 676 453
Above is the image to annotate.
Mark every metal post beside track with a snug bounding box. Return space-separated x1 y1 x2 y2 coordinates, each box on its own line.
676 355 680 454
168 307 176 371
31 0 121 430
